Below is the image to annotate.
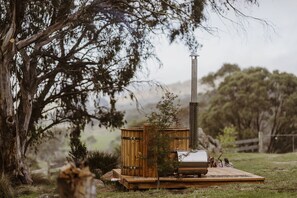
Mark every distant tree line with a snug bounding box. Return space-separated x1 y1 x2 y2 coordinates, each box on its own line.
199 64 297 153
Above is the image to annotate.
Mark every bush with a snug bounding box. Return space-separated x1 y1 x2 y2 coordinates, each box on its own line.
146 92 180 177
87 151 119 178
0 175 14 198
218 126 238 152
69 126 88 164
31 173 51 185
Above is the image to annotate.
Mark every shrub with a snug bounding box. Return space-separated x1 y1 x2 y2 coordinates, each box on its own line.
31 173 51 185
69 126 88 164
146 92 181 177
218 126 238 152
87 151 119 178
0 175 14 198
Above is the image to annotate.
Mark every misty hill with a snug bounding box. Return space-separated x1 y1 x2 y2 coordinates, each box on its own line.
80 79 209 152
117 80 188 110
118 80 208 127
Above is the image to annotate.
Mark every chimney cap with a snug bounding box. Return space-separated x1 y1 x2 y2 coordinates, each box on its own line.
190 53 199 58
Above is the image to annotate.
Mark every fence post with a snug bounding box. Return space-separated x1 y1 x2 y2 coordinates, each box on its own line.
258 131 264 153
293 136 295 152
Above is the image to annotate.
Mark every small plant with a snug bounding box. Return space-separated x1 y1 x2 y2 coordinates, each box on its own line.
147 92 180 129
87 151 119 178
218 126 238 152
146 92 181 178
69 126 88 164
0 175 14 198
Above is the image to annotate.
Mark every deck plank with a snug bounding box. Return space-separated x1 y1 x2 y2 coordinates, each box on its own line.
113 168 265 190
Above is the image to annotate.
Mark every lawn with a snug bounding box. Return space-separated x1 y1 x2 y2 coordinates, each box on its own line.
16 152 297 197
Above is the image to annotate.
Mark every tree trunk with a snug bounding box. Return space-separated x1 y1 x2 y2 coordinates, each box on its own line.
57 163 96 198
0 45 32 184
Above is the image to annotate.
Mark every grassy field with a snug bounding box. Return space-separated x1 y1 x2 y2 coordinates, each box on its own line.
16 152 297 197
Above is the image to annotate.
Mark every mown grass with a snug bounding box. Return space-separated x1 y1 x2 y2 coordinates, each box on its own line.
16 152 297 197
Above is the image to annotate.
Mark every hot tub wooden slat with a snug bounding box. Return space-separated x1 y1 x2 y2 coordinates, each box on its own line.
121 126 190 177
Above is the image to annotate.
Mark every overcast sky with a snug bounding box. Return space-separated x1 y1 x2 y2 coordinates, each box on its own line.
146 0 297 84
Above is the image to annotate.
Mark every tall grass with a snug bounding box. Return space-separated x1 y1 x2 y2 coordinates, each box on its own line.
0 174 14 198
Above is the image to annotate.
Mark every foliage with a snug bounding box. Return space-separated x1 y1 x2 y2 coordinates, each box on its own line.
201 66 270 139
267 71 297 152
201 63 240 89
87 151 119 179
0 0 261 150
0 0 261 183
0 175 14 198
146 92 181 177
147 92 181 129
201 65 297 152
217 126 237 152
69 126 88 164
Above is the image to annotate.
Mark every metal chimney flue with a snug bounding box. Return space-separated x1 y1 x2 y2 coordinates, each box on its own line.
189 54 198 149
175 54 208 177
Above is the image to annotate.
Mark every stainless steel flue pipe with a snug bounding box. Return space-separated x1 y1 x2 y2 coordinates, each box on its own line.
189 54 198 149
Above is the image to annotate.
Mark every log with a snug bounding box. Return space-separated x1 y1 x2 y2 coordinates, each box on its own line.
57 163 96 198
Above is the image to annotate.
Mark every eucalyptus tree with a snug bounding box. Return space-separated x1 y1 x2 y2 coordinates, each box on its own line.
201 63 241 89
0 0 259 183
201 67 271 139
267 71 297 152
201 66 297 152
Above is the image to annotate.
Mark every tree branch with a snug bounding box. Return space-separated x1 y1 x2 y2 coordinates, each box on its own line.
16 10 83 50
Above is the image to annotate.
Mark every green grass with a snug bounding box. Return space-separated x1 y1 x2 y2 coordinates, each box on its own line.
16 152 297 197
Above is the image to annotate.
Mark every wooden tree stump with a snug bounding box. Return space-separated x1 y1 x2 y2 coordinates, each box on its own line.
57 163 96 198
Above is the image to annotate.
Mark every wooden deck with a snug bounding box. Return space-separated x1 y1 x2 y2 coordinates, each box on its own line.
113 168 265 190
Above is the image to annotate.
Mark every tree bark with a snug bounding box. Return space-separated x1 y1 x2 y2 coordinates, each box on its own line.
0 10 33 183
0 51 33 184
57 163 96 198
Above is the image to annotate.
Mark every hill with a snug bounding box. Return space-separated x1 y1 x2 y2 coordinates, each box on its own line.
118 80 209 127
